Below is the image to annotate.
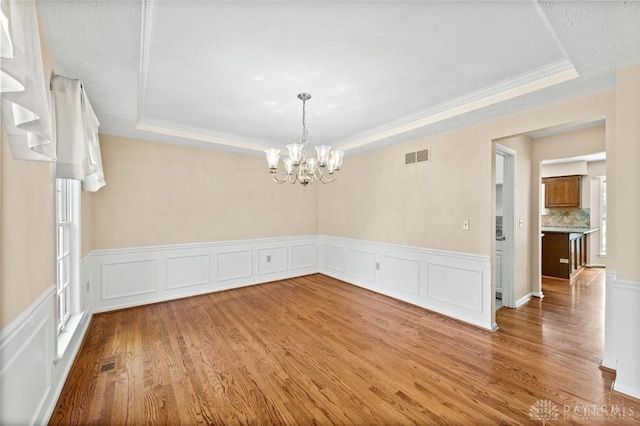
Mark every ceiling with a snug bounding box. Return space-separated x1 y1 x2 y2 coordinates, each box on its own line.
37 1 640 157
541 152 606 165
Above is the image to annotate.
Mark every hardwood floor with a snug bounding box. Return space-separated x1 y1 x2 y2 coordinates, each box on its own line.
50 270 640 425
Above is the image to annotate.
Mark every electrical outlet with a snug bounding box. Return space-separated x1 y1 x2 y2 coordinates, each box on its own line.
266 255 271 263
376 262 380 270
462 220 470 230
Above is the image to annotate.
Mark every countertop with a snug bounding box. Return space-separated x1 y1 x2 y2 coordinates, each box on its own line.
541 227 600 235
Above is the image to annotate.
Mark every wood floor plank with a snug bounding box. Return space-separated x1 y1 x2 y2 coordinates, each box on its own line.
50 269 640 424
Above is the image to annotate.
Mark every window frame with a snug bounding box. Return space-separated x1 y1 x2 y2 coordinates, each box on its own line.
55 178 80 335
599 176 607 257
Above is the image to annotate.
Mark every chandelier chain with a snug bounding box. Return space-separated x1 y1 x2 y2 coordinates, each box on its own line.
301 97 308 143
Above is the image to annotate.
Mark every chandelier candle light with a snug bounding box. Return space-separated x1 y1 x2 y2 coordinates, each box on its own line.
265 93 344 186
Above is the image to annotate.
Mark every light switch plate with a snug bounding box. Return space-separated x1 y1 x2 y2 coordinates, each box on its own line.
462 220 470 230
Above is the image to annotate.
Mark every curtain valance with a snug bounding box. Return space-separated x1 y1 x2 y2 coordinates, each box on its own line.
0 0 56 161
51 75 105 192
1 0 105 192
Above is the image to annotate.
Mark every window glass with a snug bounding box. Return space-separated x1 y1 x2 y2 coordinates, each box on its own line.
56 178 75 332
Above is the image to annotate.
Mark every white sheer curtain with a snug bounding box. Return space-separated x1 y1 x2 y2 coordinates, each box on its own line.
51 75 105 192
0 0 56 161
0 0 105 191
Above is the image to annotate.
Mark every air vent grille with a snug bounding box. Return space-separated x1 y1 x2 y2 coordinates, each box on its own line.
417 149 430 163
405 148 430 165
405 152 416 165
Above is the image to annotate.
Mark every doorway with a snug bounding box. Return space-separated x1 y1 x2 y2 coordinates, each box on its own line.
495 144 516 309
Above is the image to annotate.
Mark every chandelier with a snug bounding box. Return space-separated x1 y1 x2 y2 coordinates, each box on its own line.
264 93 344 186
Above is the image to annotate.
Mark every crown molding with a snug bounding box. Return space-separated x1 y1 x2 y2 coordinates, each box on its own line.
137 0 156 125
335 59 578 152
136 120 271 152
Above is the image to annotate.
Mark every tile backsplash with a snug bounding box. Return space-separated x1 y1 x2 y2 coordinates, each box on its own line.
542 208 590 228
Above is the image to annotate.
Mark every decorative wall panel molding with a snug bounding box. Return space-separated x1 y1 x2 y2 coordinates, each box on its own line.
611 275 640 400
0 273 92 426
257 246 287 275
602 269 617 370
91 236 319 312
0 289 53 425
426 263 483 312
291 244 316 270
346 248 377 282
217 250 252 282
166 253 210 290
318 235 492 330
380 255 420 295
321 244 344 272
101 259 157 300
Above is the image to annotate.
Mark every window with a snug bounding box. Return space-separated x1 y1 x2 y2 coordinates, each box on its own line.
56 178 79 333
600 176 607 256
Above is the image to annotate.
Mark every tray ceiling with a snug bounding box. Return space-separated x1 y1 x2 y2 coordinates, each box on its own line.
37 1 640 156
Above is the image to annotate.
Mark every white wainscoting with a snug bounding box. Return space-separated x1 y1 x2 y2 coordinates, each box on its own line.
0 287 54 425
0 253 94 424
602 268 617 370
318 235 493 330
291 243 316 270
0 255 95 425
611 275 640 400
91 235 319 313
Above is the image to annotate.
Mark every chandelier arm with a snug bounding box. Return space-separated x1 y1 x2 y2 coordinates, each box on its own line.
319 175 337 184
272 174 288 184
312 167 322 180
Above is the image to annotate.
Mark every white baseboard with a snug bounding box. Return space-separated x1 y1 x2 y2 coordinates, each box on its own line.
318 235 493 331
91 235 319 313
515 292 533 308
613 381 640 401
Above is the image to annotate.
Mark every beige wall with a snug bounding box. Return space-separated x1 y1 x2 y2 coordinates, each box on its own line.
1 132 54 328
320 133 491 254
92 135 319 249
320 90 614 259
532 125 606 160
497 135 533 301
81 191 94 257
1 15 56 327
614 64 640 281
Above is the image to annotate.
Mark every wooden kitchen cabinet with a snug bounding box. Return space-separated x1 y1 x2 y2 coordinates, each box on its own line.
542 232 587 279
543 175 580 208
